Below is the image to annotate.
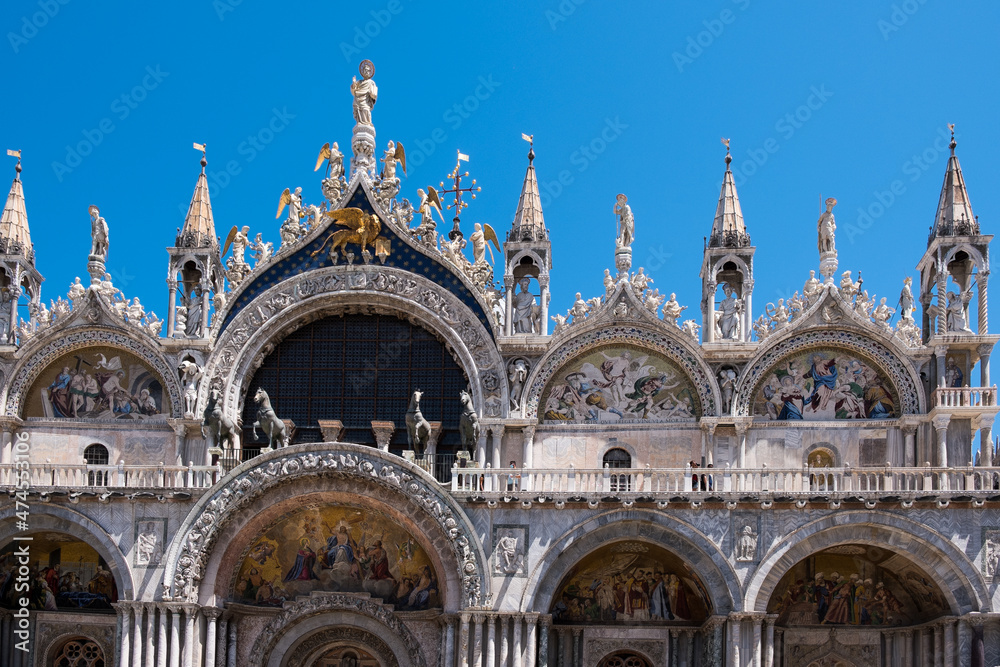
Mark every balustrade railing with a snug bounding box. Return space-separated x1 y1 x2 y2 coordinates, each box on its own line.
933 386 997 408
0 462 219 490
451 464 1000 499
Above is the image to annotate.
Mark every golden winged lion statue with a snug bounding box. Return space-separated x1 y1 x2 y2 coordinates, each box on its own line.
310 207 382 259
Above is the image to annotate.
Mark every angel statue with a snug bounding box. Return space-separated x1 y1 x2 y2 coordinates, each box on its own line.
89 205 109 262
413 187 445 246
222 226 250 268
381 140 406 181
314 141 344 180
276 187 304 223
470 223 500 267
350 60 378 126
817 197 837 255
614 193 634 250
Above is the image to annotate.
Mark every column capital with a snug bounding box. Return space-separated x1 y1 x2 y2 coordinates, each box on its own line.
931 414 952 431
699 417 719 435
571 627 582 637
734 418 752 436
489 424 506 438
979 343 995 359
934 344 949 357
539 614 553 628
201 607 224 620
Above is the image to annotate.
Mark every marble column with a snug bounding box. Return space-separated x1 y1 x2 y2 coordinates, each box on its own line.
477 431 488 468
525 614 538 667
226 621 237 667
920 627 932 667
117 603 132 667
170 605 181 667
513 614 524 667
487 615 497 667
934 624 944 667
979 343 992 387
751 615 762 667
491 426 505 472
557 629 569 667
132 602 144 667
500 616 510 667
936 262 947 336
959 618 971 667
978 273 989 336
933 415 951 470
157 604 169 667
685 629 696 667
763 615 776 667
538 615 551 667
217 615 229 667
902 424 918 468
473 614 484 667
669 630 678 667
183 605 197 667
539 275 550 336
459 613 471 667
203 608 221 667
979 416 994 468
944 620 956 667
523 427 535 471
736 424 748 470
444 617 456 667
571 628 581 667
144 604 156 667
729 615 741 667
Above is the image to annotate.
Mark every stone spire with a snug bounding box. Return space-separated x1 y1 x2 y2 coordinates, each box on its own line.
0 153 33 261
177 144 218 249
509 137 547 243
708 140 749 248
930 125 978 240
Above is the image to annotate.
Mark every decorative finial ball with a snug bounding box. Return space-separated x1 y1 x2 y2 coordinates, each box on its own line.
200 156 207 168
725 153 732 166
359 60 375 80
15 161 21 175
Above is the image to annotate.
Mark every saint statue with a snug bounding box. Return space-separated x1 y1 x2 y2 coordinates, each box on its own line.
945 290 973 332
899 276 915 323
662 293 687 326
350 60 378 126
614 194 634 250
512 277 537 334
717 283 742 340
89 205 109 261
817 197 837 254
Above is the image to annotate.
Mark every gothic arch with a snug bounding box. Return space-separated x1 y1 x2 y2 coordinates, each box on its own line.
0 505 133 599
731 326 925 418
522 322 720 419
202 265 507 421
161 443 488 610
522 510 740 615
247 594 427 667
3 325 184 418
744 510 987 615
708 253 752 281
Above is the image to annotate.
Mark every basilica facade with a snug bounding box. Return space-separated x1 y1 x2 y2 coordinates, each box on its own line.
0 64 998 667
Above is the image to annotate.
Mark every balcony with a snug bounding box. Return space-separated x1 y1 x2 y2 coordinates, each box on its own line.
932 385 998 410
0 462 219 492
450 464 1000 504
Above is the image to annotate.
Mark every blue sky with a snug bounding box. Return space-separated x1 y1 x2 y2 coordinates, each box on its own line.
3 1 999 346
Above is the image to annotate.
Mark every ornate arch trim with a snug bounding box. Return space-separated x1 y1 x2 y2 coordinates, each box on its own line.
522 510 740 615
161 443 488 610
4 327 183 418
522 325 719 418
249 594 426 667
0 505 134 599
744 510 988 615
732 328 922 417
285 625 399 667
203 265 507 420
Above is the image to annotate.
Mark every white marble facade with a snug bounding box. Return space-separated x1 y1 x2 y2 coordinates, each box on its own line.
1 73 999 667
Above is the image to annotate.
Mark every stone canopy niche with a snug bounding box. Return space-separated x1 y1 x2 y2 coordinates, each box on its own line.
767 544 948 626
549 540 710 625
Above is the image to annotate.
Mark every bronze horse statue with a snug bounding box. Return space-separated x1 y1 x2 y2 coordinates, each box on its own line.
202 387 241 453
405 389 432 456
252 388 289 449
458 390 480 456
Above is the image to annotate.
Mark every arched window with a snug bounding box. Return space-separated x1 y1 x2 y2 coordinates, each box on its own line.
84 444 110 487
603 448 632 492
598 652 651 667
53 638 106 667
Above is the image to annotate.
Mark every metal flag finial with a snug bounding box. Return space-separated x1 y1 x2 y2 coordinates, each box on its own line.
193 142 207 170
